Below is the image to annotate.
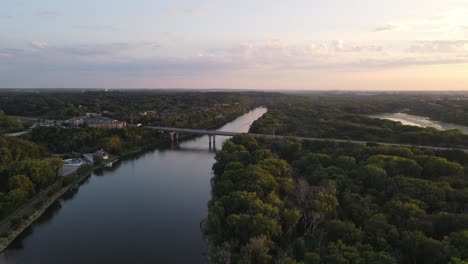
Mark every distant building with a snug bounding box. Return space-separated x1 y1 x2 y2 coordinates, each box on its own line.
87 117 126 129
66 116 126 129
139 111 157 117
83 149 109 164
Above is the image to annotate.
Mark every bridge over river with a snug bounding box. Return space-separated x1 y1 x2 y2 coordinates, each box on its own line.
146 126 468 153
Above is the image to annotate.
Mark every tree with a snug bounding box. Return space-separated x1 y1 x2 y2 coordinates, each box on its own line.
103 135 122 154
302 187 338 239
239 235 274 264
7 188 28 207
47 157 64 176
9 175 35 196
401 231 450 264
449 231 468 259
324 220 363 245
7 159 55 189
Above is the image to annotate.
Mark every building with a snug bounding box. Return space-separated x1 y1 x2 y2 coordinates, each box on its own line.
87 117 126 129
83 149 109 164
67 116 126 129
139 111 157 117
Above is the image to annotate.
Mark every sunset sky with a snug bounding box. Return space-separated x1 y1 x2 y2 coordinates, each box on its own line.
1 0 467 90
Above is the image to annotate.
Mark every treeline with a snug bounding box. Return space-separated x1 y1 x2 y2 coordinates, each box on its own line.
0 91 271 120
0 136 62 220
205 134 468 263
280 93 468 127
0 111 28 134
24 126 165 155
250 96 468 148
150 104 252 129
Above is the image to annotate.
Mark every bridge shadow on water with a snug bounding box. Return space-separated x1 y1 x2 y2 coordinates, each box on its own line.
163 142 218 154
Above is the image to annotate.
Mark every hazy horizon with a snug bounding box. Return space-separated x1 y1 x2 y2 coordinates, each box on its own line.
1 0 468 90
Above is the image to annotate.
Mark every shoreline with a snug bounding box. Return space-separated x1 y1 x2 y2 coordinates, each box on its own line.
0 108 256 253
0 158 110 252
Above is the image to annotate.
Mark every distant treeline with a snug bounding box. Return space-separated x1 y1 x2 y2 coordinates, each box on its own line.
250 95 468 148
0 91 273 121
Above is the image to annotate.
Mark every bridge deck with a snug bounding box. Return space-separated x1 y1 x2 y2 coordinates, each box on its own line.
145 126 468 153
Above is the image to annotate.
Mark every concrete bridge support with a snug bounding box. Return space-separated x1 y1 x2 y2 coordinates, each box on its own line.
208 135 216 145
169 132 179 143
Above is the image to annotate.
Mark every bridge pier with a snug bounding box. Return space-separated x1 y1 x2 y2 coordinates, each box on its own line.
169 132 179 143
208 135 216 145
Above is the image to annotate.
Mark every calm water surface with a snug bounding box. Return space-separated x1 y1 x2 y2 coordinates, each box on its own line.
0 107 267 264
370 112 468 134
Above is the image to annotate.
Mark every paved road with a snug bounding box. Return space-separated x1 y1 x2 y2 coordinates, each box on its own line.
4 131 30 137
146 126 468 153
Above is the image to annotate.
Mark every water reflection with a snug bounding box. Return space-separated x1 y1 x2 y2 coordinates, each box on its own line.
0 107 267 264
370 112 468 134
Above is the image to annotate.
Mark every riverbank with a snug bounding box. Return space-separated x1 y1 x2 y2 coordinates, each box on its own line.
369 112 468 134
0 155 119 252
0 109 258 253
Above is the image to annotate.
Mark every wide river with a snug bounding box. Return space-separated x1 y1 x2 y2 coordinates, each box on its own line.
369 112 468 134
0 107 267 264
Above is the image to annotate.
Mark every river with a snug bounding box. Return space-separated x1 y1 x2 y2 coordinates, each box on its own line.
0 107 267 264
369 112 468 134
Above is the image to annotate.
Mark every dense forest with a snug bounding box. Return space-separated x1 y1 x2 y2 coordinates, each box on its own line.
250 95 468 148
0 90 272 121
24 126 165 155
205 134 468 263
0 111 29 134
271 92 468 127
0 136 62 220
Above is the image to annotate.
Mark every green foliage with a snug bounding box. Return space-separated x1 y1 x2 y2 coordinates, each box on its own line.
0 110 25 133
9 175 35 196
103 135 122 154
249 95 468 148
0 136 55 220
206 133 468 263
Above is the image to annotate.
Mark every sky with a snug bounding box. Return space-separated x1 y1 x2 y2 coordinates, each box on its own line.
0 0 467 90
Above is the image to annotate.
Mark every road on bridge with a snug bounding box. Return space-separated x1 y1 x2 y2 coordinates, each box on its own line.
145 126 468 153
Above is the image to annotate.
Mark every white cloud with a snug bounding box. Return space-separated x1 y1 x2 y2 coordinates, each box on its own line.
409 40 468 53
31 41 49 49
197 39 468 70
374 24 399 32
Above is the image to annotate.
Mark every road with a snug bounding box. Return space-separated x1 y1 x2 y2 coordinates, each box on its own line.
4 131 30 137
145 126 468 153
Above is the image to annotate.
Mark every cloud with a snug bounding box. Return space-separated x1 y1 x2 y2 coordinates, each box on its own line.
2 38 468 88
0 48 23 58
409 40 468 53
36 10 62 17
374 24 399 32
59 42 161 56
31 41 49 49
26 42 161 57
198 39 468 71
375 8 468 36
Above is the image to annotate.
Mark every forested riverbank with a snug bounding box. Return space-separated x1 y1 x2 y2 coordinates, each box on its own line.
0 91 270 256
205 134 468 263
0 107 267 263
250 95 468 148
